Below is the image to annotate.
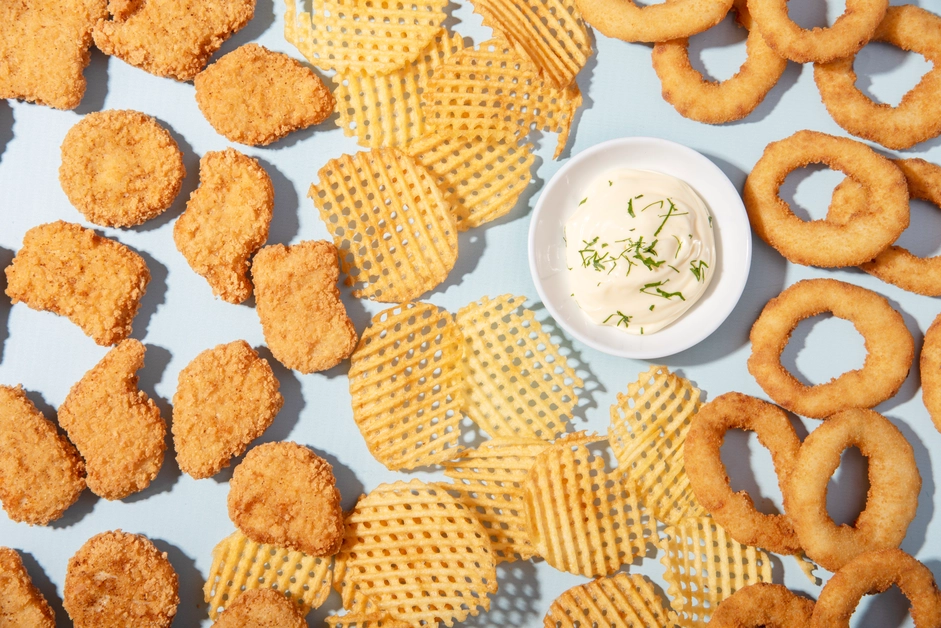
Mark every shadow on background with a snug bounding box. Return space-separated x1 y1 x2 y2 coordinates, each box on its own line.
135 119 201 233
75 50 110 115
0 101 12 164
18 551 69 626
0 246 13 363
150 538 204 627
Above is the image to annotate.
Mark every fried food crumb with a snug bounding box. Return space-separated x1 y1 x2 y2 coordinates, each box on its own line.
211 588 306 628
173 149 273 303
58 340 167 500
4 221 150 346
195 44 336 146
228 442 344 556
0 547 56 627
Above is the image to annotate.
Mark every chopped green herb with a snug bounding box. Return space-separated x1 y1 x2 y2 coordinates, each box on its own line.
690 259 709 282
709 216 713 227
654 198 689 237
603 311 633 328
640 328 644 334
649 304 655 311
627 197 635 218
641 280 686 301
668 264 679 273
609 180 613 186
672 234 683 258
579 197 587 206
642 199 664 213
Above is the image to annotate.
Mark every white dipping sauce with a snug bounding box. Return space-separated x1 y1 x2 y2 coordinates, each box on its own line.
564 169 716 335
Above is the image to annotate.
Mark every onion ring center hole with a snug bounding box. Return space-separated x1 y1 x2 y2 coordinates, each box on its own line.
895 197 941 258
786 0 846 30
854 42 932 107
825 446 870 526
622 0 667 7
780 165 845 222
720 429 784 516
854 584 911 626
780 313 866 387
687 11 747 83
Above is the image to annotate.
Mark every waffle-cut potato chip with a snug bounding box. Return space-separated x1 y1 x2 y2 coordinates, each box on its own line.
204 530 333 620
348 302 464 470
407 131 535 230
309 148 457 303
659 517 773 628
334 30 465 149
524 433 656 577
458 295 582 440
441 438 549 563
284 0 447 74
326 612 412 628
422 39 582 159
543 573 674 628
609 366 705 525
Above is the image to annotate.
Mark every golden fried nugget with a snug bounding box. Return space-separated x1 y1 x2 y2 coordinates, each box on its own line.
64 531 179 628
58 340 167 500
0 547 56 628
92 0 254 81
211 588 306 628
195 44 335 146
174 149 273 303
0 0 108 109
4 221 150 346
172 341 283 479
228 442 344 557
252 241 357 373
59 110 185 228
0 385 85 525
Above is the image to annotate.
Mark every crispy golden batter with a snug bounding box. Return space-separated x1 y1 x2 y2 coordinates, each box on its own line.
0 385 85 525
4 221 150 346
0 547 56 628
211 588 306 628
173 149 273 303
92 0 255 81
172 341 283 479
252 241 357 373
58 340 166 500
228 442 344 556
59 110 185 227
63 531 179 628
0 0 108 109
194 44 335 146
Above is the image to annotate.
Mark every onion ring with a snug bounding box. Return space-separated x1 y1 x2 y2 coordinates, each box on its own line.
811 550 941 628
747 0 887 63
743 130 909 267
748 278 914 419
783 409 920 572
709 583 814 627
652 0 788 124
920 313 941 435
814 6 941 151
685 392 802 555
574 0 733 44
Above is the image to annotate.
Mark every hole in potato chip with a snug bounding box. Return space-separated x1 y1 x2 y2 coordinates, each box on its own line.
544 572 675 627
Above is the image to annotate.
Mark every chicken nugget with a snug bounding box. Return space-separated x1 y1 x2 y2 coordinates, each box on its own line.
211 588 306 628
4 221 150 346
228 442 344 556
173 149 273 303
0 0 108 110
172 340 283 479
0 547 56 628
252 241 357 373
64 531 178 628
59 110 186 227
58 340 166 500
92 0 254 81
194 44 335 146
0 386 85 525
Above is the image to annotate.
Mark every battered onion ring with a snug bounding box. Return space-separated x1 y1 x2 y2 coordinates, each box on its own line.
747 0 887 63
743 130 909 267
920 313 941 435
784 409 920 573
652 0 788 124
685 392 802 555
574 0 733 44
709 583 814 627
811 550 941 628
748 278 914 419
814 6 941 151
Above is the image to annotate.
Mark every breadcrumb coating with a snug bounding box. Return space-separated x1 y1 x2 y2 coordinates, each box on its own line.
0 547 56 628
194 44 336 146
58 340 167 500
173 148 273 303
4 221 150 346
211 588 306 628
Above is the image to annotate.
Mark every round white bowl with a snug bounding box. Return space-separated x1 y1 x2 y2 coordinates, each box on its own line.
528 136 751 359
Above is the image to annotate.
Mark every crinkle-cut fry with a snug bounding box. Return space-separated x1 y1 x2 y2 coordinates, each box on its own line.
609 365 705 525
204 530 333 620
334 30 465 149
458 294 582 440
326 612 412 628
407 131 535 230
348 302 464 470
659 517 773 628
543 573 675 628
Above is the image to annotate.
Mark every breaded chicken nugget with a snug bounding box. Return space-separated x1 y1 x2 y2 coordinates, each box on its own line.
228 442 344 556
0 547 56 628
194 44 335 146
60 110 186 227
173 149 273 303
58 340 166 500
172 340 283 479
211 588 306 628
4 221 150 346
64 531 178 628
92 0 255 81
252 241 357 373
0 0 108 109
0 386 85 525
